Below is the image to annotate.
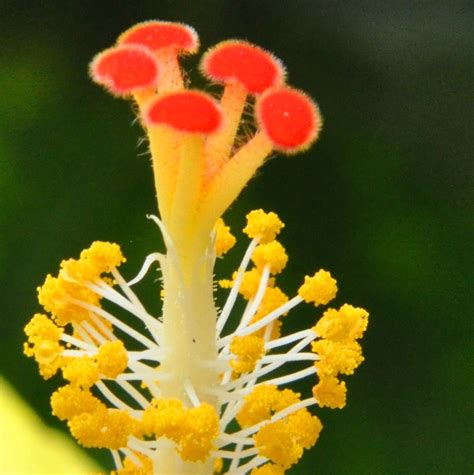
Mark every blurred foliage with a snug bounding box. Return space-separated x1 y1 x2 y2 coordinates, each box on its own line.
1 1 472 473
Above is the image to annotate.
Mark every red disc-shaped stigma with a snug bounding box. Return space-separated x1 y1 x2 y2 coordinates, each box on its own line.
256 87 321 153
145 91 222 134
201 40 284 94
119 21 199 53
90 45 159 96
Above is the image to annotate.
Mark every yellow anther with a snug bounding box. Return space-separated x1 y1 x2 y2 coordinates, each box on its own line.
298 269 337 306
238 268 274 299
113 452 153 475
23 313 65 379
37 242 125 326
68 406 137 449
59 242 124 284
62 356 100 389
253 419 303 469
312 339 364 377
60 258 98 284
96 340 128 378
250 464 285 475
219 267 275 300
254 286 289 319
251 240 288 274
141 398 185 439
214 218 236 257
79 241 126 274
236 384 300 428
24 313 62 342
312 376 347 409
51 384 105 421
214 458 224 474
250 316 282 340
243 209 284 244
253 408 321 469
141 398 218 462
314 304 369 343
230 335 265 374
249 286 288 340
286 408 322 449
37 274 101 325
177 402 219 462
34 340 63 365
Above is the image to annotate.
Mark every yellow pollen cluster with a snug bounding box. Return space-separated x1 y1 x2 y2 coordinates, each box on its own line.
51 385 104 421
250 464 285 475
37 274 100 326
219 268 275 300
230 335 265 374
213 458 224 473
80 241 126 274
313 339 364 376
315 303 369 342
68 406 137 450
243 209 285 244
112 452 153 475
251 240 288 275
96 340 129 378
250 286 289 340
236 384 301 428
63 356 100 389
141 398 219 462
312 304 369 408
312 376 347 410
23 313 64 379
214 218 237 257
253 408 322 469
36 241 125 326
298 269 338 306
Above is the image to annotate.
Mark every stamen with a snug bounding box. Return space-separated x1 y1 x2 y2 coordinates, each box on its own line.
89 312 116 341
265 328 315 350
184 379 201 407
81 321 107 344
238 265 271 329
70 298 157 349
227 455 268 475
260 352 318 363
126 252 165 286
218 295 303 348
89 280 161 337
212 447 259 459
216 238 258 335
111 450 123 470
216 433 254 447
120 446 149 464
95 381 136 412
262 366 316 388
60 333 94 351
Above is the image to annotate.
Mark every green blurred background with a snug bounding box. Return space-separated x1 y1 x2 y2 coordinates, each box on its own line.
1 1 472 473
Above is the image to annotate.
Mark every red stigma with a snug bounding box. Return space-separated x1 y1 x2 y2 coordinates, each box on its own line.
119 21 199 53
256 88 321 152
90 45 159 96
201 41 284 94
145 91 222 134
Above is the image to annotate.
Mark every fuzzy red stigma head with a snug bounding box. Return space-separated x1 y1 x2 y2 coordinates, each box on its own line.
119 21 199 54
144 91 222 134
201 40 285 94
256 87 322 153
90 45 159 96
